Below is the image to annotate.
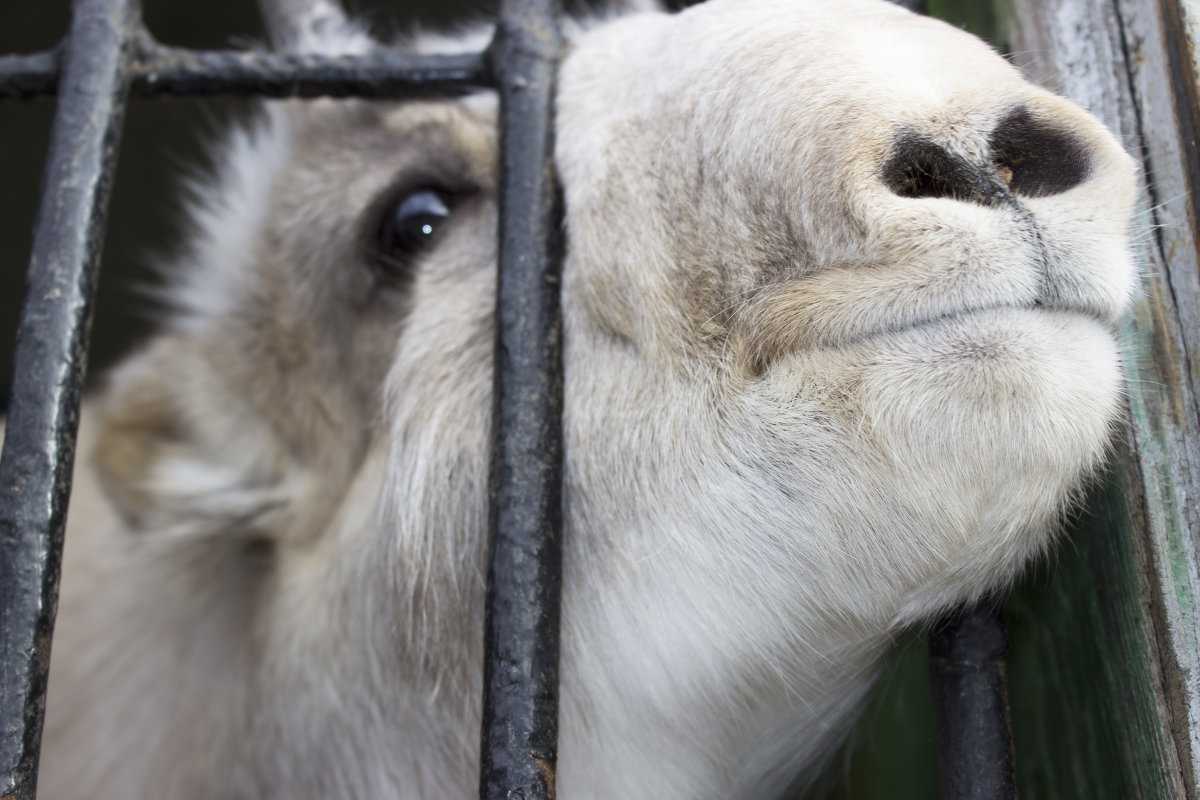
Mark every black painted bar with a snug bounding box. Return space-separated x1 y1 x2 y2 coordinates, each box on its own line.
0 41 489 100
0 0 137 796
0 50 61 100
479 0 564 798
929 606 1018 800
135 44 489 98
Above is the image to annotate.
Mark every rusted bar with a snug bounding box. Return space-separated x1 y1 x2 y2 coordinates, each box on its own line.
478 0 564 798
0 40 490 100
929 606 1019 800
0 0 138 796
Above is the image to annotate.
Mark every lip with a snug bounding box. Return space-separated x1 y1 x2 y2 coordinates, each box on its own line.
829 303 1037 349
874 303 1030 337
737 243 1123 372
854 303 1115 350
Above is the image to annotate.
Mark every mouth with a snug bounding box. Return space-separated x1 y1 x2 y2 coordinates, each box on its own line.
732 219 1127 374
844 306 1121 376
862 299 1117 339
740 294 1114 375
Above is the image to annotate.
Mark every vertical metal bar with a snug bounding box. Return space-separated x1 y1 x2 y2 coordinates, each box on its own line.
929 606 1019 800
479 0 564 798
0 0 137 796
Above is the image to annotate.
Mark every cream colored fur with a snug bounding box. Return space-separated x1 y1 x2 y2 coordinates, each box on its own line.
34 0 1136 798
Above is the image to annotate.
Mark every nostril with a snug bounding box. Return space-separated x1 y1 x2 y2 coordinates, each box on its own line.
881 135 1009 207
989 106 1092 197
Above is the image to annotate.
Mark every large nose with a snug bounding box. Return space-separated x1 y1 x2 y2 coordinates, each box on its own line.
881 106 1093 207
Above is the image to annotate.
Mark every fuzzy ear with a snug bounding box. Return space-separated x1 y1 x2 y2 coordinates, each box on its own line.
93 337 294 540
257 0 375 55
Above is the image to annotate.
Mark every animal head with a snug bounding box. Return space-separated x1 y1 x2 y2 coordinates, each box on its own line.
44 0 1136 797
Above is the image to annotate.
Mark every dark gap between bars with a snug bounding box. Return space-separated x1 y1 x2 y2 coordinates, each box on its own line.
0 0 1015 798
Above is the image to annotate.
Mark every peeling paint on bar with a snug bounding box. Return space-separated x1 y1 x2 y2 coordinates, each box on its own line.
0 0 138 796
479 1 565 798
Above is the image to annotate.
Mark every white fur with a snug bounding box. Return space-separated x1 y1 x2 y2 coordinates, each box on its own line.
36 1 1137 798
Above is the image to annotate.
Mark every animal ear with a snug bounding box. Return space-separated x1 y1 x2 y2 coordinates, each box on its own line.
92 337 293 539
257 0 375 54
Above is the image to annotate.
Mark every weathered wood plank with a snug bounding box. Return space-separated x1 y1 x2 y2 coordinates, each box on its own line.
1004 0 1200 795
1005 464 1186 799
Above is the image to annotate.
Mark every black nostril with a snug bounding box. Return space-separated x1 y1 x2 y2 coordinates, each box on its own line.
989 106 1092 197
881 135 1010 207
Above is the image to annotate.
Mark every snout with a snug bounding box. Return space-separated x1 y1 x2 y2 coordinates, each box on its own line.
881 106 1094 208
734 92 1137 372
556 0 1137 373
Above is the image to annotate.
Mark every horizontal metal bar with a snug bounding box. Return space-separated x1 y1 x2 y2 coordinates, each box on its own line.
928 605 1018 800
0 50 60 99
0 37 490 100
0 0 138 795
134 40 490 98
479 0 564 797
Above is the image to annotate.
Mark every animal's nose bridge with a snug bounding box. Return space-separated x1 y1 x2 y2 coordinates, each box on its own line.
880 106 1094 207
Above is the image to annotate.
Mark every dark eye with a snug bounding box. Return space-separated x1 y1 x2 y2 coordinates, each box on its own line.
371 188 454 280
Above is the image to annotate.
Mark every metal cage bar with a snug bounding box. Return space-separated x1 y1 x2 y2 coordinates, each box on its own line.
929 606 1018 799
0 1 1019 799
0 43 490 99
480 2 565 798
0 0 138 795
